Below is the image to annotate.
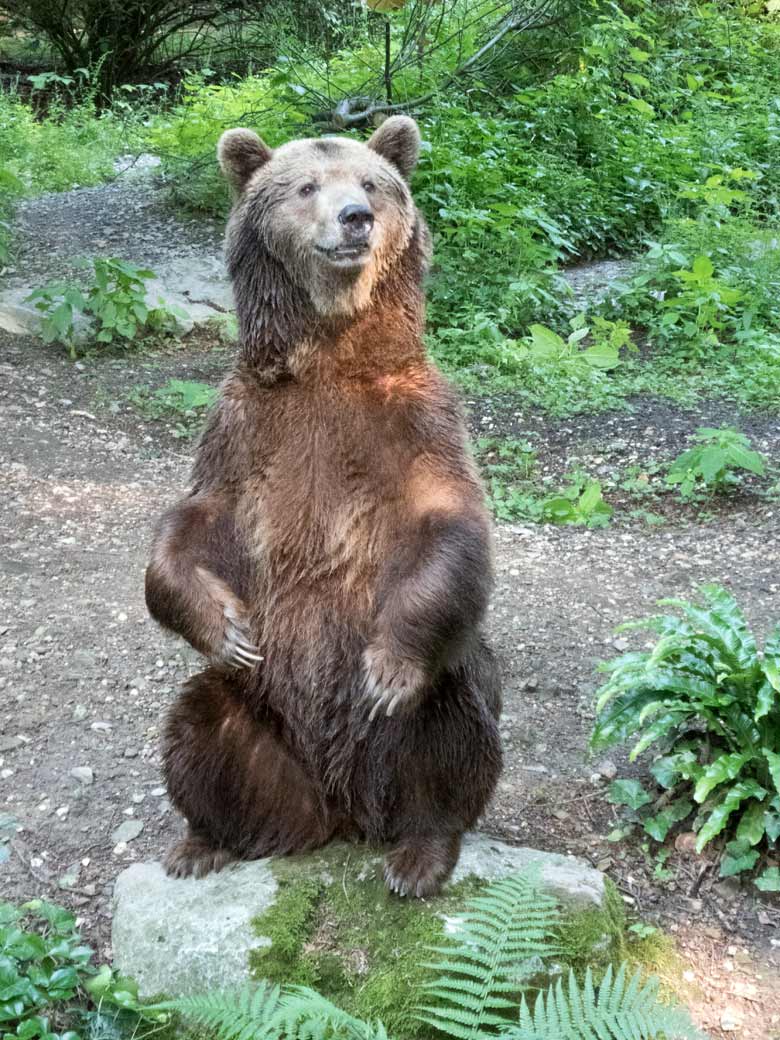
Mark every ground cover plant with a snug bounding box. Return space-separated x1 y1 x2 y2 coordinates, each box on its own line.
129 378 218 437
0 900 159 1040
664 427 766 501
591 585 780 891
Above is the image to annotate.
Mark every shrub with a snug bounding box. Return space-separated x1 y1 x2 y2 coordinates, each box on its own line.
26 259 185 357
591 585 780 889
664 427 766 500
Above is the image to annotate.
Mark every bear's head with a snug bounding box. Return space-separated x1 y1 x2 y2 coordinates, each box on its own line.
217 117 426 322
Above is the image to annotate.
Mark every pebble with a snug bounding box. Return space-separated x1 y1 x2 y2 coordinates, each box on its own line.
720 1009 741 1032
111 819 144 844
70 766 94 785
597 759 617 780
72 704 88 721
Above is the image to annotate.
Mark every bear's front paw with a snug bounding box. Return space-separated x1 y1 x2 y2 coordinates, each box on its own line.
363 643 428 720
218 602 264 670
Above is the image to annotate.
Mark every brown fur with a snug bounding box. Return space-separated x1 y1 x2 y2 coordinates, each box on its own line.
145 117 502 897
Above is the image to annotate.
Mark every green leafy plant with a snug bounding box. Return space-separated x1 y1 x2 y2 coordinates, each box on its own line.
519 318 630 373
0 900 158 1040
665 427 766 500
26 259 184 358
161 871 701 1040
592 585 780 887
541 474 612 528
660 256 744 350
129 379 217 438
418 871 560 1038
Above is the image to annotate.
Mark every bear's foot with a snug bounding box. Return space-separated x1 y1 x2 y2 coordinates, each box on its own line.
164 831 235 879
383 833 461 898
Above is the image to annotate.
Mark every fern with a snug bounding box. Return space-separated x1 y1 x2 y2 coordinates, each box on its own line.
416 870 560 1040
151 982 389 1040
511 964 703 1040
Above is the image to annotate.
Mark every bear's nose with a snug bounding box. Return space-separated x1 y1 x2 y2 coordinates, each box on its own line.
338 204 374 237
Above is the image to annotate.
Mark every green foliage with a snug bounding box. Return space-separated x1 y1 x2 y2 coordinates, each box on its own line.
541 475 612 528
418 871 560 1040
27 259 184 357
165 871 698 1040
129 379 217 437
474 436 612 527
0 900 159 1040
152 982 389 1040
665 427 766 500
510 963 700 1040
0 86 138 197
591 585 780 884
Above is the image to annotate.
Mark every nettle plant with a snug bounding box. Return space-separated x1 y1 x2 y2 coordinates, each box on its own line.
26 258 184 358
592 585 780 891
519 316 634 374
665 427 766 501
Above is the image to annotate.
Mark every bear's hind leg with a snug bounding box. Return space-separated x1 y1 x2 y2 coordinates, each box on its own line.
377 644 502 898
163 668 339 878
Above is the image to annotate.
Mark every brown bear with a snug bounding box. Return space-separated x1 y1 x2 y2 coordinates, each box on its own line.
145 116 502 897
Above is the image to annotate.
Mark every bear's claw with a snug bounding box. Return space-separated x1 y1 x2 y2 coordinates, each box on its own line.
363 644 427 720
221 605 263 670
383 837 458 898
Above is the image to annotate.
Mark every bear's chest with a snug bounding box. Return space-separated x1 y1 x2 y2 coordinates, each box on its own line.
238 385 418 576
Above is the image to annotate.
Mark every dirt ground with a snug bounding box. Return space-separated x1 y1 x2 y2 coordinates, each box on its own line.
1 173 779 1038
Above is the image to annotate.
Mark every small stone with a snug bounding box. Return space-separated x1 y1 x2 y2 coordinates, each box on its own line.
0 736 21 753
70 766 94 785
111 819 144 844
55 805 69 818
597 760 617 780
124 748 138 758
151 786 166 797
72 704 88 721
91 721 112 732
58 862 81 890
720 1009 741 1032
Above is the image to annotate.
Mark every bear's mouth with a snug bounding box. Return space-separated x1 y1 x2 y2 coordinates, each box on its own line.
315 242 371 266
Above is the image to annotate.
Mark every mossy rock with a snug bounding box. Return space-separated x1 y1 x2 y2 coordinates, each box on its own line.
112 833 623 1036
250 840 623 1039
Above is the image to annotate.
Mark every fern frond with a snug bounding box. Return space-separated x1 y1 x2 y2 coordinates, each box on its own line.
418 869 560 1040
149 982 283 1040
154 983 388 1040
511 966 704 1040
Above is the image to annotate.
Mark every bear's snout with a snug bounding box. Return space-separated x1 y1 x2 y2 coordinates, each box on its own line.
338 204 374 241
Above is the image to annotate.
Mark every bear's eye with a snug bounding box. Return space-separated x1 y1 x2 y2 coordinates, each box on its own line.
362 180 376 193
299 182 318 197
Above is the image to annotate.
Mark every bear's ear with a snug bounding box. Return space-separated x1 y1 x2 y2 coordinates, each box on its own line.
218 128 273 191
367 116 420 181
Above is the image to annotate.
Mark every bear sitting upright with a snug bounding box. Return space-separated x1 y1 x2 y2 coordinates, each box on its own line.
144 116 502 897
